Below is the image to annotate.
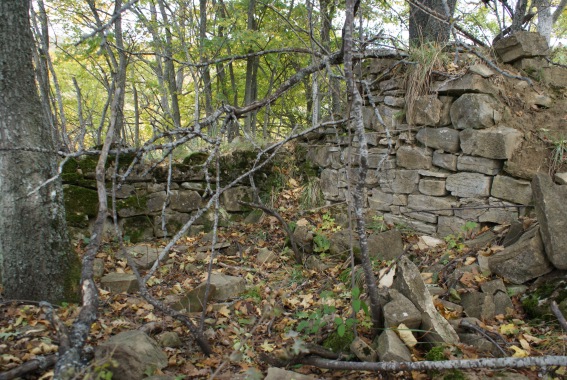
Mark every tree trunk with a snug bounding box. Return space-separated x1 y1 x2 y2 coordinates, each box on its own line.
244 0 259 136
409 0 457 45
199 0 214 122
0 0 79 303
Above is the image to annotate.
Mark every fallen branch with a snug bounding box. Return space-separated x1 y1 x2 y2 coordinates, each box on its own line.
0 355 57 380
551 301 567 332
299 355 567 372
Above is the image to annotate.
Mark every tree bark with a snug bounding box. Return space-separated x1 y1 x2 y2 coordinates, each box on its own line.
409 0 457 45
0 0 79 303
244 0 259 135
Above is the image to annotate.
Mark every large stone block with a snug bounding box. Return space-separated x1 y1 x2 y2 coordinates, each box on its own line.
457 155 503 175
407 95 442 126
400 207 438 224
437 216 473 237
368 188 394 211
416 127 460 153
532 173 567 269
379 169 420 194
541 66 567 89
419 178 448 196
446 172 492 197
487 226 553 284
432 151 458 171
396 146 432 169
478 197 519 224
367 229 404 261
221 186 253 212
375 330 412 362
491 175 532 205
393 256 460 345
450 94 500 130
432 73 499 95
170 190 202 212
460 126 523 160
320 169 341 199
384 214 437 235
407 195 456 216
493 31 549 63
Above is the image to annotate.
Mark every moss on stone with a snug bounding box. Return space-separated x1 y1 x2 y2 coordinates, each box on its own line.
62 158 79 174
62 250 82 303
61 172 97 188
183 151 209 166
116 194 148 213
122 216 154 243
64 185 100 228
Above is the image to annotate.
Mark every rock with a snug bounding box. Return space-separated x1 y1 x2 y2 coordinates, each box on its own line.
384 96 405 108
478 197 519 224
208 273 246 301
293 223 314 254
384 214 437 235
464 231 497 250
437 216 475 237
368 188 394 211
185 283 216 312
396 146 433 170
320 169 341 200
94 330 167 380
450 94 500 130
433 73 499 95
457 155 503 175
329 229 353 257
555 172 567 185
461 291 496 320
415 127 460 153
256 247 277 264
432 151 458 171
157 331 182 348
407 195 456 216
407 95 442 126
264 367 319 380
532 173 567 269
400 207 437 224
153 212 190 238
384 289 422 329
170 190 202 212
93 258 105 279
487 226 553 284
502 221 524 247
100 273 139 294
460 126 523 160
306 145 336 168
127 244 160 270
366 229 404 261
418 178 448 196
418 235 444 249
304 255 330 271
493 31 549 63
541 66 567 88
446 172 492 198
459 332 503 356
350 337 378 362
469 64 494 77
379 169 420 194
393 256 459 345
221 186 253 212
491 175 532 205
375 329 412 362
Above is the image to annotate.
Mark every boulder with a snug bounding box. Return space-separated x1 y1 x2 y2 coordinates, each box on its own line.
407 95 442 126
208 273 246 301
94 330 167 380
153 212 190 238
366 229 404 261
375 329 412 362
127 244 160 270
446 172 492 197
457 155 503 176
461 291 496 320
384 289 422 329
487 226 553 284
460 126 523 160
157 331 182 348
396 146 433 170
493 31 549 63
393 256 459 345
415 127 460 153
491 175 532 205
532 173 567 269
450 94 500 130
100 273 139 294
256 247 277 264
170 190 202 212
432 151 458 171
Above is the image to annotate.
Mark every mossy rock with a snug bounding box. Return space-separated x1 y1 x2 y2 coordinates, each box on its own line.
116 194 149 216
63 185 100 228
63 250 82 303
322 329 355 353
62 157 79 174
61 172 97 188
521 276 567 320
122 216 154 243
183 151 209 166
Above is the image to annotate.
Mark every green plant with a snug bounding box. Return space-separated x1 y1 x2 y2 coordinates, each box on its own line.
313 234 331 253
425 345 446 361
549 136 567 175
368 215 387 233
320 213 340 232
444 221 478 251
299 178 324 209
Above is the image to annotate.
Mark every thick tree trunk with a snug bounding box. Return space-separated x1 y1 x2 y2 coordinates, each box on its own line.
409 0 457 45
0 0 79 303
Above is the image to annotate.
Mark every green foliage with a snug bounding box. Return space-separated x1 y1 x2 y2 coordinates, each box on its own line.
368 215 387 233
299 178 324 210
322 329 355 353
443 370 466 380
313 234 331 253
425 346 446 361
444 221 478 251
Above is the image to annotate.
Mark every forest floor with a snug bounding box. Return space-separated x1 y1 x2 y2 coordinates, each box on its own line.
1 180 567 380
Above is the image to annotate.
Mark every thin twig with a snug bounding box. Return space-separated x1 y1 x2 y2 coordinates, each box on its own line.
551 301 567 332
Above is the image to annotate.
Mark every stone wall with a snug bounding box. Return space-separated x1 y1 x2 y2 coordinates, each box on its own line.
62 149 282 242
302 33 567 237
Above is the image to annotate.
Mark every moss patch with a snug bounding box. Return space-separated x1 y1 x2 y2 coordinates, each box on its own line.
64 185 100 228
122 216 154 243
183 151 209 166
322 329 355 353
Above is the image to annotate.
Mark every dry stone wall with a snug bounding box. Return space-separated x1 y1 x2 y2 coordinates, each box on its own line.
307 33 567 237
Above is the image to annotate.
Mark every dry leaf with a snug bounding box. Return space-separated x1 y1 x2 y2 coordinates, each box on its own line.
397 323 417 348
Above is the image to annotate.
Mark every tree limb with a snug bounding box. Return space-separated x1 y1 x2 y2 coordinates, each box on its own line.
0 355 57 380
551 301 567 332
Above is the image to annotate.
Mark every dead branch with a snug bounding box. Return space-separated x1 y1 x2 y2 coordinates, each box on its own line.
239 201 303 264
299 355 567 372
0 355 57 380
551 301 567 332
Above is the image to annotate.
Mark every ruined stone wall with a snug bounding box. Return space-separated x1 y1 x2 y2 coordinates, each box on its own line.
305 33 567 237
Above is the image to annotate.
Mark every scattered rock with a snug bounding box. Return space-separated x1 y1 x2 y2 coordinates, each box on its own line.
93 258 105 279
264 367 319 380
208 273 246 301
127 244 160 269
393 256 459 345
461 291 496 320
221 186 253 212
532 173 567 269
100 273 139 294
384 289 422 329
375 329 412 362
366 229 404 261
256 247 277 264
487 226 553 284
94 330 167 380
350 337 378 362
157 331 182 348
